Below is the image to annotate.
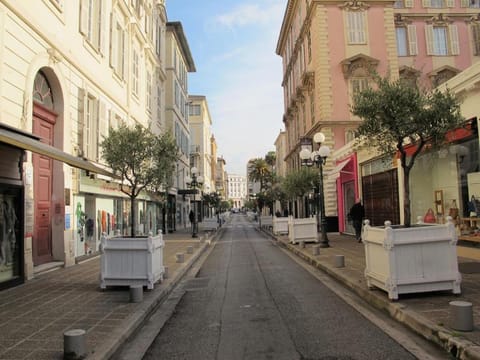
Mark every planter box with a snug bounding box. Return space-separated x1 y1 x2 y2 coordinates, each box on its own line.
288 216 318 244
200 218 218 232
100 232 165 290
363 217 461 300
273 216 289 235
260 215 273 229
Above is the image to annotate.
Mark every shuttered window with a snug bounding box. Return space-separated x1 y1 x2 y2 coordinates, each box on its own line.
346 11 366 44
472 24 480 55
425 24 459 55
79 0 105 53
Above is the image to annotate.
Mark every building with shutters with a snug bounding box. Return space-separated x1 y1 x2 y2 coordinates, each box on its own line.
276 0 480 234
0 0 168 289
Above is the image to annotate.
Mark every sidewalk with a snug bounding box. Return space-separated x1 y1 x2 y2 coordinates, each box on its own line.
0 226 223 360
261 228 480 360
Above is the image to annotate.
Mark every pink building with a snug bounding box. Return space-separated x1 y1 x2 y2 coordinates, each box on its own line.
276 0 480 234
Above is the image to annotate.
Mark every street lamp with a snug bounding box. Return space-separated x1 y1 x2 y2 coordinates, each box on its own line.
185 167 203 238
299 132 331 248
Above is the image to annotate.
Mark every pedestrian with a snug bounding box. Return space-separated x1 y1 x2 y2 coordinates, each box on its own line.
275 210 281 218
189 210 195 231
349 199 365 242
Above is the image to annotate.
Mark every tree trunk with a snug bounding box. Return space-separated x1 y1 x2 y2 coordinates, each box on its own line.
130 196 136 237
403 167 411 227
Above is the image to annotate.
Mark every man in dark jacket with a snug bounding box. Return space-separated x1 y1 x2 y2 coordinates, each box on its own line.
349 199 365 242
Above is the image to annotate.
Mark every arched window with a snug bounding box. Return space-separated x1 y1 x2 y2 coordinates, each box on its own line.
33 71 54 109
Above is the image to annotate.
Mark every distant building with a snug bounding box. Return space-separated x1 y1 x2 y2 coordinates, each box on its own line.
227 174 247 209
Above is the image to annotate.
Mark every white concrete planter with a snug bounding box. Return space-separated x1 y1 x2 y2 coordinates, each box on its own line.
200 217 218 232
288 216 318 244
363 217 461 300
100 232 165 290
273 216 289 235
260 215 273 229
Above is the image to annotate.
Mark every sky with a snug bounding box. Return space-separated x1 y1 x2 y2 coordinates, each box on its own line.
166 0 287 176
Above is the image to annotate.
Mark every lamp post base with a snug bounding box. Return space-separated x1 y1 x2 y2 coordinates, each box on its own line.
192 233 198 238
319 241 330 248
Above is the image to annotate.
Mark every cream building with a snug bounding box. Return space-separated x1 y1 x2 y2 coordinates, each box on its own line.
0 0 167 289
165 21 195 231
188 95 215 194
227 174 247 209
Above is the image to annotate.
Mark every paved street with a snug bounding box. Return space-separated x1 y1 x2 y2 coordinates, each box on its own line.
144 215 417 360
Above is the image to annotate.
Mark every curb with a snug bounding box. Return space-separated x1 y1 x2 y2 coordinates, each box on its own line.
257 226 480 360
89 229 224 360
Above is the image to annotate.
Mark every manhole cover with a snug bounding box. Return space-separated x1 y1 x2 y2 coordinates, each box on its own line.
459 262 480 274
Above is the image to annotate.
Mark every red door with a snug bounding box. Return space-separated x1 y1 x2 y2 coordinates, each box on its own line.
32 104 55 265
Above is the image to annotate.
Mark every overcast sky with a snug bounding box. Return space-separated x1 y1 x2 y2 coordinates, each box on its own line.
166 0 286 176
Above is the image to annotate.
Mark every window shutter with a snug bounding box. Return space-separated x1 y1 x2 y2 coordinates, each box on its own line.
78 88 86 157
99 1 106 54
407 25 418 55
446 0 455 6
79 0 89 35
425 25 434 55
110 13 115 68
449 25 460 55
422 0 431 7
461 0 470 6
472 24 480 55
98 101 107 163
405 0 414 6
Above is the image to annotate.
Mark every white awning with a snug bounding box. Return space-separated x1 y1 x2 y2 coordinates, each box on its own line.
0 125 114 177
326 159 352 180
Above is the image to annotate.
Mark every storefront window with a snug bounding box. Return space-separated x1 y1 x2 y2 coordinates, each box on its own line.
0 186 22 288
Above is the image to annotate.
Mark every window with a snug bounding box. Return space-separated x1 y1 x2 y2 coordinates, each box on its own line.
423 0 454 6
346 129 356 143
351 77 369 105
425 24 459 55
394 0 404 8
189 104 201 116
461 0 480 7
79 0 104 52
155 17 162 56
132 46 139 97
110 12 125 78
146 70 152 113
84 95 99 161
346 11 366 44
472 23 480 55
396 25 418 56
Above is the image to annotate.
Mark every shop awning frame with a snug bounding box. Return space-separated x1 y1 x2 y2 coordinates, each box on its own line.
0 124 114 178
326 159 352 180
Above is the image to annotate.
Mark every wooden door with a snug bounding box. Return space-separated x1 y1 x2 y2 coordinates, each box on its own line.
32 104 55 265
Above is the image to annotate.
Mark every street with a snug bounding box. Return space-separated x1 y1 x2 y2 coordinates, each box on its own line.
135 214 447 360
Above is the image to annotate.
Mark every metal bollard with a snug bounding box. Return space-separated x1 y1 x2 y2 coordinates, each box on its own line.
163 266 169 279
334 255 345 268
129 285 143 303
187 245 194 254
300 241 305 249
176 253 184 263
64 329 87 360
450 301 473 331
312 245 320 255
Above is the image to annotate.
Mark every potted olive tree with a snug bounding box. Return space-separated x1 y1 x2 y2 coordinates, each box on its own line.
98 124 178 289
351 75 464 299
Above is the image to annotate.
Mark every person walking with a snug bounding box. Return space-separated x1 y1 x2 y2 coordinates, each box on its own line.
349 199 365 242
189 210 195 232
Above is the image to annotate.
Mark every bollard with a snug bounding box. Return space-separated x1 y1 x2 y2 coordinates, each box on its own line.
300 241 305 249
187 245 194 254
176 253 184 263
129 285 143 303
450 301 474 331
334 255 345 268
163 266 169 279
64 329 87 360
312 245 320 256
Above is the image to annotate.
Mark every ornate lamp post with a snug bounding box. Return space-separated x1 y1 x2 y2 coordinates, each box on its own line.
299 132 331 248
185 167 203 238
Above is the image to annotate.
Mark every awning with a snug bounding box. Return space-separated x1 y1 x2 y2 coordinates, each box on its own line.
0 125 114 177
326 159 352 180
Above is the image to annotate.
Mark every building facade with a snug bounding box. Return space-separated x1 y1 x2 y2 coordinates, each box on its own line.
276 0 480 233
0 0 168 289
165 21 195 232
227 174 247 209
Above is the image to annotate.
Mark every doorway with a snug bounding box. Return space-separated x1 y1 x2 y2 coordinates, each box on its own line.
343 181 355 234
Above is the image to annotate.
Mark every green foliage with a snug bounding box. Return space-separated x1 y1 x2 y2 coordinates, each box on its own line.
282 168 318 199
265 151 276 168
248 158 273 189
351 75 464 226
101 123 179 236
